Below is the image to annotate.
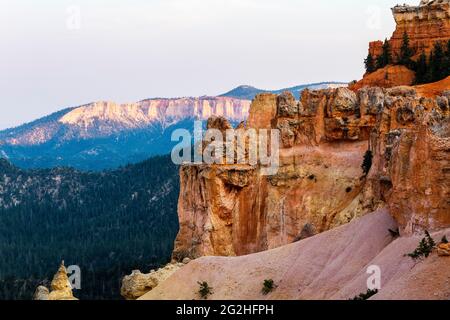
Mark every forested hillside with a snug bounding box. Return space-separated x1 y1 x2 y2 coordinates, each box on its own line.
0 155 179 300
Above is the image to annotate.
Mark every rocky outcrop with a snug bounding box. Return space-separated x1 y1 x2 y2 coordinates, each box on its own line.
121 263 185 300
438 243 450 256
364 76 449 224
173 85 450 259
390 0 450 58
34 262 77 300
350 66 416 91
415 76 450 97
362 86 450 235
368 0 450 60
33 286 50 301
355 0 450 89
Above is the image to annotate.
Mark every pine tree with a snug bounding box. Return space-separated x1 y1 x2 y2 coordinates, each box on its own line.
399 32 414 68
414 51 428 84
377 39 392 69
444 40 450 78
364 53 376 73
430 41 445 82
425 51 434 83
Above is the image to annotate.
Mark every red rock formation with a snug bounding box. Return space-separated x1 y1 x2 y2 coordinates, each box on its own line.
350 65 416 91
369 41 384 59
390 0 450 58
357 0 450 89
415 76 450 97
173 85 449 260
362 86 450 235
367 0 450 62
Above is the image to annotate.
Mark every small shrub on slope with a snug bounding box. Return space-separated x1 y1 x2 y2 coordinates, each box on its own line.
198 281 213 300
262 279 276 295
406 231 436 260
351 289 379 301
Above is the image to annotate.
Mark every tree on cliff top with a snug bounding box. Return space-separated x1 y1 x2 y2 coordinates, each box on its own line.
399 32 414 68
414 51 428 84
364 53 376 73
376 39 392 69
444 40 450 78
430 41 445 81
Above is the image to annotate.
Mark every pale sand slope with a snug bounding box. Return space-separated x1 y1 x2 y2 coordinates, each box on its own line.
140 209 450 300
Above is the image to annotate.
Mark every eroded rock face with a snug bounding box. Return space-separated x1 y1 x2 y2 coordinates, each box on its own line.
350 66 416 91
438 243 450 256
121 263 184 300
390 0 450 58
174 86 450 258
356 0 450 89
368 0 450 60
362 87 450 235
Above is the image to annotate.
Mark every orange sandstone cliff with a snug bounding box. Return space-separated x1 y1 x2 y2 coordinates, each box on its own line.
352 0 450 90
129 1 450 302
172 86 450 260
372 0 450 59
362 86 450 234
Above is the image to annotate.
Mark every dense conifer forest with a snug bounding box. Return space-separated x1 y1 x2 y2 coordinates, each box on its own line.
0 155 179 300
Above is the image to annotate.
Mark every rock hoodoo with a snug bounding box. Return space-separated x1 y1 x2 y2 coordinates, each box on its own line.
33 262 78 301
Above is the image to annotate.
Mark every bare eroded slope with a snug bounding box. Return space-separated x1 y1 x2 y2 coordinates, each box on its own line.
140 209 450 300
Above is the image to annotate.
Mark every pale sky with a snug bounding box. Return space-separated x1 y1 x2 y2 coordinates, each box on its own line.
0 0 407 129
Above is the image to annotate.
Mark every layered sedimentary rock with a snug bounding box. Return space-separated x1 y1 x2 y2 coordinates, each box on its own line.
363 87 450 235
390 0 450 57
355 0 450 89
369 0 450 60
173 85 450 260
350 66 416 91
415 76 450 97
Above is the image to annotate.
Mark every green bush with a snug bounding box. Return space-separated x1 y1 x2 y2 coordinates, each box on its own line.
406 231 436 260
198 281 213 299
261 279 276 295
351 289 379 301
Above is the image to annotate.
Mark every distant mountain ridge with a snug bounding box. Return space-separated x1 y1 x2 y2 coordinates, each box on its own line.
220 82 348 100
0 82 346 171
0 97 250 170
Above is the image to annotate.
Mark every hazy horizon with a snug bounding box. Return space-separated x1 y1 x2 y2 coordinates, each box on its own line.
0 0 405 129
